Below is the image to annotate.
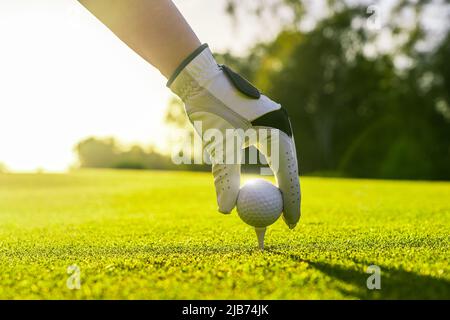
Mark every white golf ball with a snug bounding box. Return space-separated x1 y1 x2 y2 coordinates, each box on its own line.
236 179 283 228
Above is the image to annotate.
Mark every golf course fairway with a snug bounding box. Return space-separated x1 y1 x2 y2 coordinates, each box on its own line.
0 169 448 299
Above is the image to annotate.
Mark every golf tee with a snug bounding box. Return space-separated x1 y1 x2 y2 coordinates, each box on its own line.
254 227 266 250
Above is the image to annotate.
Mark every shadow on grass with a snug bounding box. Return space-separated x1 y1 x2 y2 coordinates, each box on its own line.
270 251 450 299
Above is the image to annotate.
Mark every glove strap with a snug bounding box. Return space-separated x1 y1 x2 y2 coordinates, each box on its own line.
166 43 219 88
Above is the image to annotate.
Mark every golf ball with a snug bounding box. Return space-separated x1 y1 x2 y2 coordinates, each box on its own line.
236 179 283 228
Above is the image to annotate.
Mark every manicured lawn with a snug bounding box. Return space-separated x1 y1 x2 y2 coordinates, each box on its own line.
0 170 448 299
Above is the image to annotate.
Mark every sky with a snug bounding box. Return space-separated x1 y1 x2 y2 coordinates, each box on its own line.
0 0 281 172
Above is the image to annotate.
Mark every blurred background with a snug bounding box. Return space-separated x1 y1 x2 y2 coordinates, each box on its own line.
0 0 449 180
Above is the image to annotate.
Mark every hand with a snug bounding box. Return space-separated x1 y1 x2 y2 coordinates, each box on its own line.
168 45 301 228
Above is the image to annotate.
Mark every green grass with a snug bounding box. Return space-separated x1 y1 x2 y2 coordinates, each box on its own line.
0 169 449 299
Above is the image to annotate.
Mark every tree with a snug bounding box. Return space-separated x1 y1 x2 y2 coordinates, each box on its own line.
220 0 450 179
161 0 450 179
74 137 188 171
75 137 118 168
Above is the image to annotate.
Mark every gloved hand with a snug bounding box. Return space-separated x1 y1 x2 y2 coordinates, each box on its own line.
168 44 301 228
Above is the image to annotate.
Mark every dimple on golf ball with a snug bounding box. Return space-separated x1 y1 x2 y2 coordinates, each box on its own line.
236 179 283 228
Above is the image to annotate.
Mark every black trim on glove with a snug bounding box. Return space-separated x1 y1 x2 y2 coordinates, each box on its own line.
220 65 261 99
251 108 293 137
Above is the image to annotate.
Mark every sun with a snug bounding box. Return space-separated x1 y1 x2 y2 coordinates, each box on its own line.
0 0 170 172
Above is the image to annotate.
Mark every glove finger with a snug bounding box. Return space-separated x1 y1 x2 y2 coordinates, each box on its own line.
189 111 245 214
213 163 241 214
255 128 301 228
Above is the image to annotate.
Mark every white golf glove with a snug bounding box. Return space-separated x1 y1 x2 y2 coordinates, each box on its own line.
168 44 301 228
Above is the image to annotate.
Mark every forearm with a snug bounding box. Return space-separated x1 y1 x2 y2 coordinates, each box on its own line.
78 0 201 78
